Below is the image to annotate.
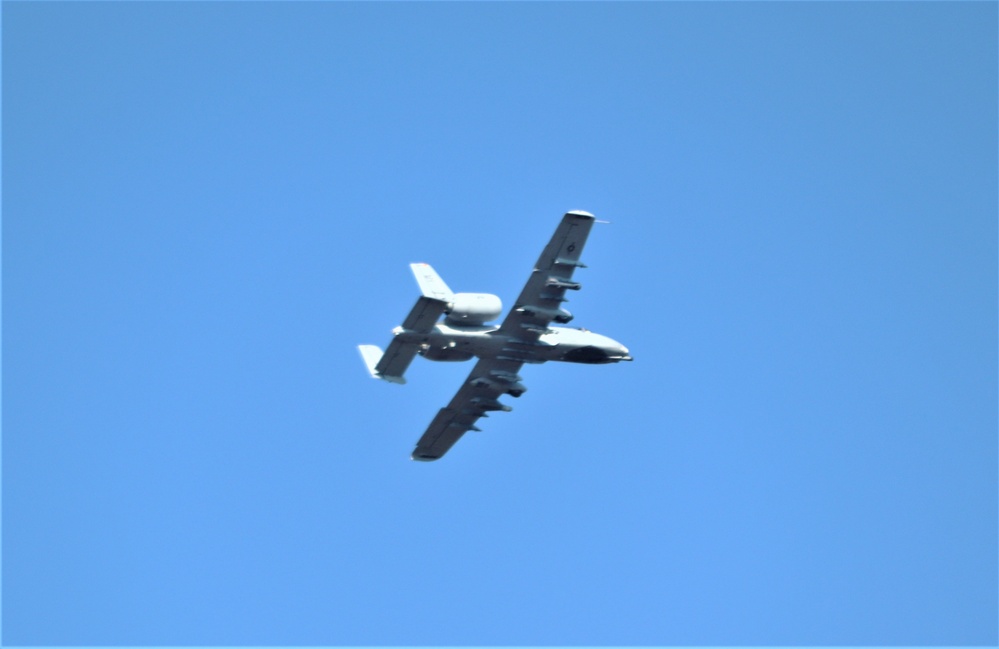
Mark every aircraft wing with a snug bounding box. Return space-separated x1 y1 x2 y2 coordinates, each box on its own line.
498 210 596 341
412 211 598 461
411 356 525 461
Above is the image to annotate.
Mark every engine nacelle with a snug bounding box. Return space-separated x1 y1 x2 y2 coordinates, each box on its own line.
445 292 502 326
420 345 474 362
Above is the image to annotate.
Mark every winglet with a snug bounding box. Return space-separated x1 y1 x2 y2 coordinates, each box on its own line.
410 263 454 302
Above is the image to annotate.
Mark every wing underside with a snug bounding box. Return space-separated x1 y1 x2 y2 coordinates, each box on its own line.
411 356 525 461
498 210 596 344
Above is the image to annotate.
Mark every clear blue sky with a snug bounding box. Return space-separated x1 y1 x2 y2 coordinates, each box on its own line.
3 2 996 646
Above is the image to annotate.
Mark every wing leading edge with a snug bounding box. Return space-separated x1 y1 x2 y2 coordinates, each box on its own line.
411 211 599 461
498 210 596 342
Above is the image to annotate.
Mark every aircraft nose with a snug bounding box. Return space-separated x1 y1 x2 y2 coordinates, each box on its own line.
614 343 632 361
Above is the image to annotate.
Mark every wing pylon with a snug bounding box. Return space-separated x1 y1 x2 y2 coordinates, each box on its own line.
411 356 526 461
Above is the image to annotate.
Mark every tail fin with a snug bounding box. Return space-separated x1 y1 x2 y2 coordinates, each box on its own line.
358 345 383 375
358 344 408 384
360 264 453 386
410 263 454 302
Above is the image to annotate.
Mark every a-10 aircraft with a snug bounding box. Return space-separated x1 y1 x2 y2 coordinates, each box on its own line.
359 210 632 461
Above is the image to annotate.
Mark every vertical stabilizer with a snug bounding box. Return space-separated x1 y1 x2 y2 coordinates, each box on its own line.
410 263 454 302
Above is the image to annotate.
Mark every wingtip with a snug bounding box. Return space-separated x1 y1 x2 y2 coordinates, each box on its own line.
566 210 611 224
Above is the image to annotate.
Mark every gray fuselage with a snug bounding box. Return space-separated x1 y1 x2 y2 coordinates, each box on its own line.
394 322 632 365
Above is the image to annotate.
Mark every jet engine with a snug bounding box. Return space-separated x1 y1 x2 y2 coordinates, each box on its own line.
445 293 502 326
420 344 474 362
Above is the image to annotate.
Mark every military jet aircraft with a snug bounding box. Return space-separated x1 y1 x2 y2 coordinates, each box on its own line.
359 210 632 461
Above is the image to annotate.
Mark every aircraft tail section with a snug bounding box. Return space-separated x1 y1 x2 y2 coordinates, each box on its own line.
358 344 396 382
360 264 456 385
360 289 452 383
401 296 448 333
411 263 454 302
358 343 412 384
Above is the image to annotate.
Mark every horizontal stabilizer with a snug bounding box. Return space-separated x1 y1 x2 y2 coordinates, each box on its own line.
402 296 448 333
411 263 454 302
358 344 407 384
375 336 421 383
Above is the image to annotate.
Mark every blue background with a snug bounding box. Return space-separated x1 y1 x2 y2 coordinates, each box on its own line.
3 2 996 645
